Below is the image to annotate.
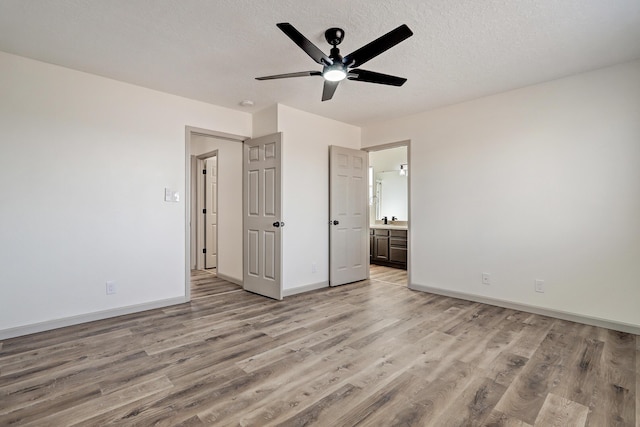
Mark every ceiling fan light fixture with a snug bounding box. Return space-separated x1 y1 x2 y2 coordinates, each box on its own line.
257 23 413 101
323 65 347 82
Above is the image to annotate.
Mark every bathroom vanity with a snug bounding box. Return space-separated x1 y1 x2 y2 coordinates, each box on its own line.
370 225 407 269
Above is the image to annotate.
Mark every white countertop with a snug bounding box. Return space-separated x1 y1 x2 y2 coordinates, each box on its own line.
370 224 408 230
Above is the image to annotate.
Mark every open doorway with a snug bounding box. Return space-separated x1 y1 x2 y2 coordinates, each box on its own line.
194 152 218 272
363 141 410 287
185 127 246 301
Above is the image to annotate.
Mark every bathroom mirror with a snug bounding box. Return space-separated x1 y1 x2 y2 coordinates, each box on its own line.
375 171 408 220
369 146 408 223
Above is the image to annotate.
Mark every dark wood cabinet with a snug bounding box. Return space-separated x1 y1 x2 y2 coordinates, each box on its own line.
370 228 407 269
369 230 374 258
389 229 407 264
373 229 389 261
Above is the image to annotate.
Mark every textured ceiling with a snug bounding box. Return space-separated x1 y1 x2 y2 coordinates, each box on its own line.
1 0 639 126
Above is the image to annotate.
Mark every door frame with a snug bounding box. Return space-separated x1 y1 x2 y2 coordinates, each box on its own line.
193 150 218 270
184 126 248 301
361 139 411 287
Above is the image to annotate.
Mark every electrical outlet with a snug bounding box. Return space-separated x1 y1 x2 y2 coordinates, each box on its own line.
106 281 117 295
311 263 317 273
535 279 545 293
482 273 491 285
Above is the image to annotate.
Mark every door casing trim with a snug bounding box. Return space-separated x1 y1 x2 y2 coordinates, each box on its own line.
193 150 218 270
361 140 411 288
185 126 248 301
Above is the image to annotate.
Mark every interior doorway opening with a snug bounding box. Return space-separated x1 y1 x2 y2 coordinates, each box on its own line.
204 155 218 269
193 152 218 271
185 127 247 301
363 141 411 286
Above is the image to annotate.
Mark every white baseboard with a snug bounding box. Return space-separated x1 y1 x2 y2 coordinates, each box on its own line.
409 283 640 335
283 281 329 297
0 297 188 340
217 272 242 286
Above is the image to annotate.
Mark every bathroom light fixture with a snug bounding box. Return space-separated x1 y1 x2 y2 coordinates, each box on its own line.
399 163 408 176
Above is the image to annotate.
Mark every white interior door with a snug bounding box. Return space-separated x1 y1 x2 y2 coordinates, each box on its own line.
329 145 369 286
205 156 217 268
243 133 283 300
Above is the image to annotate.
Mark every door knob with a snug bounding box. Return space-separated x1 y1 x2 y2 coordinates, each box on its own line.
332 220 339 225
273 221 285 227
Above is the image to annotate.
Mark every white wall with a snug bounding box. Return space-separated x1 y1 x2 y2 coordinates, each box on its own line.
276 104 361 292
0 52 251 337
252 104 278 138
190 135 243 282
362 60 640 330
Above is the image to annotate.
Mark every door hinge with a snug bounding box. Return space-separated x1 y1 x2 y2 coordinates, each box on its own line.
202 248 206 254
202 208 206 214
202 169 206 174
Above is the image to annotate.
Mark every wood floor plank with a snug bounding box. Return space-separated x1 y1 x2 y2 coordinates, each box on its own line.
1 350 149 412
493 322 587 425
458 320 525 369
484 409 533 426
0 266 636 426
229 338 408 425
0 382 102 425
125 350 317 426
586 329 636 426
433 376 507 426
79 364 247 426
486 352 529 388
236 316 397 374
271 383 360 427
503 321 557 360
229 329 432 425
533 393 589 426
552 336 604 407
28 375 174 426
0 328 134 377
192 352 324 425
332 370 428 427
411 359 477 425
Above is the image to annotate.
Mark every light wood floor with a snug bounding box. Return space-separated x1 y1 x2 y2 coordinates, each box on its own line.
1 267 637 426
369 264 408 286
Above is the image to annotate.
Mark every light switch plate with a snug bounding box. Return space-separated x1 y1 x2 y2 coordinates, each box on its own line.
164 188 179 202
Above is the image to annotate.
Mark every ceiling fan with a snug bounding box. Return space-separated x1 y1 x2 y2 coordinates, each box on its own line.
256 23 413 101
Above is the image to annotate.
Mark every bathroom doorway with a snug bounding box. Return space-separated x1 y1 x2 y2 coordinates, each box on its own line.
364 142 410 286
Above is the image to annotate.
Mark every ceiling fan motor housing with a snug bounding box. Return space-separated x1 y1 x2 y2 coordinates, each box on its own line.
325 28 345 46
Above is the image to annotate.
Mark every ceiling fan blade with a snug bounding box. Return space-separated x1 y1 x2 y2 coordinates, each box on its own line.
277 23 333 65
347 69 407 86
322 80 339 101
343 24 413 68
256 71 322 80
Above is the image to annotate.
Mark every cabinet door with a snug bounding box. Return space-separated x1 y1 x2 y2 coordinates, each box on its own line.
389 237 407 248
369 235 374 258
390 229 407 238
390 247 407 263
374 236 389 261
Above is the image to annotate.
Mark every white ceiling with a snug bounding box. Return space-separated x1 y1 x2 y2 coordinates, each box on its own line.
1 0 639 126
